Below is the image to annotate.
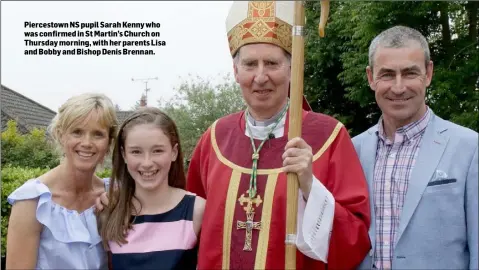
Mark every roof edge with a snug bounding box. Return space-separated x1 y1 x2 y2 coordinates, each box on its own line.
1 84 57 115
1 108 31 133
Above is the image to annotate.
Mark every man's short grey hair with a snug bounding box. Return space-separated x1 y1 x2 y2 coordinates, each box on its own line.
368 25 430 70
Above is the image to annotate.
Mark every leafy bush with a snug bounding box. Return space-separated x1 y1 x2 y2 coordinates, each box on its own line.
96 168 112 179
1 166 111 257
1 120 60 169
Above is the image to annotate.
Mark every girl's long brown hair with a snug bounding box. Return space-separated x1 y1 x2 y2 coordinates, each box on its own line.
97 107 185 249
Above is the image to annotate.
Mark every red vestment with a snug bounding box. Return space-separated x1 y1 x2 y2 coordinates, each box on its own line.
187 110 371 269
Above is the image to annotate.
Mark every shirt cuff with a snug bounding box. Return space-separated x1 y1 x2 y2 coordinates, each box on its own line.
295 175 335 262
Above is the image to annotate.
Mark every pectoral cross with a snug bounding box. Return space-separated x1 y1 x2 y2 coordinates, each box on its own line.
237 193 263 251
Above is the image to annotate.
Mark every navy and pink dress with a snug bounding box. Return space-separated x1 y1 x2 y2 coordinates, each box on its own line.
109 194 199 269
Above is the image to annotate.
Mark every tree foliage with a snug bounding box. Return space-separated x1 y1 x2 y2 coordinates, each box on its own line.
304 1 478 136
158 74 246 162
1 120 60 169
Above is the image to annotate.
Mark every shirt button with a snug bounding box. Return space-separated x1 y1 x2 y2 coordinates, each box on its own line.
385 210 390 216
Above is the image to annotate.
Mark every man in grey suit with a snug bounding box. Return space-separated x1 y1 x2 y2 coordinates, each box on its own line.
354 25 478 269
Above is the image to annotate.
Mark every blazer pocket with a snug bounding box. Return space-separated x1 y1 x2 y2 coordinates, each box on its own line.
427 178 457 186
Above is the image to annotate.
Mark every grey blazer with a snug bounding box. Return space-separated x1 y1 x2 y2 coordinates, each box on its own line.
353 111 478 269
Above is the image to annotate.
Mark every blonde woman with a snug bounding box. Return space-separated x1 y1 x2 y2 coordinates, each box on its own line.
6 93 117 269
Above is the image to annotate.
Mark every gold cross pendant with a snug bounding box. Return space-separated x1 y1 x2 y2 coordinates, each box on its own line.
237 193 263 251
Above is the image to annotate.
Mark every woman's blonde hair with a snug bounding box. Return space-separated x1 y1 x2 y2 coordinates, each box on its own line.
47 93 118 153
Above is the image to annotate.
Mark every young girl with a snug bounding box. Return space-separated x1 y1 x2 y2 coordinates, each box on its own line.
98 107 205 270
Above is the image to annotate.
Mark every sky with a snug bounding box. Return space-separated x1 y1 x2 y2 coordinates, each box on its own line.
1 1 235 112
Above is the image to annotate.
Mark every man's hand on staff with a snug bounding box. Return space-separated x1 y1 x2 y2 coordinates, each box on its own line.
282 137 313 199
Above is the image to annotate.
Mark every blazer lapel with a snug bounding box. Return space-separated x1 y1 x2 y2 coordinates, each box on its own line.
395 114 449 244
362 126 378 253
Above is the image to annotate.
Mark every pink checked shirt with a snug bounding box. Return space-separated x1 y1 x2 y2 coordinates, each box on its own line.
373 108 431 269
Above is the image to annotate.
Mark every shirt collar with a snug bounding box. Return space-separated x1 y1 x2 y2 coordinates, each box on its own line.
246 99 288 127
377 106 431 143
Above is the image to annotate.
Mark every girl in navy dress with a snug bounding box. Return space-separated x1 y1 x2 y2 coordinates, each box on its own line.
98 107 205 270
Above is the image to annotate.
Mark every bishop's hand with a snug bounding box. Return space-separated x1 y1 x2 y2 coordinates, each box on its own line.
282 137 313 199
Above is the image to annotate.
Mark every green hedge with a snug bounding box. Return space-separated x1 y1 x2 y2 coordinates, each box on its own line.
1 120 60 169
1 166 112 257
